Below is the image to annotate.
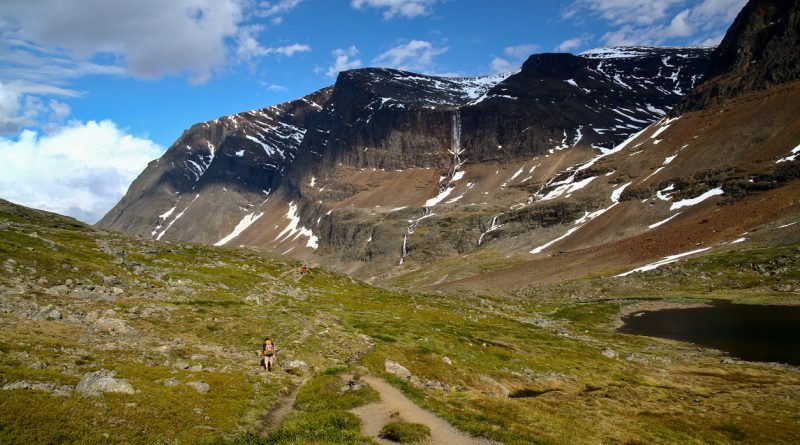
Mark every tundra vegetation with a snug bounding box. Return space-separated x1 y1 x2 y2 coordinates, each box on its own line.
0 200 798 444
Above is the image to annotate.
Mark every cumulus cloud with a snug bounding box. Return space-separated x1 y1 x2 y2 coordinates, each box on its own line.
326 46 362 77
565 0 746 46
503 44 539 59
489 43 538 74
0 80 80 133
0 120 163 223
235 26 311 62
0 0 247 84
490 57 516 74
256 0 303 21
270 43 312 56
373 40 447 73
351 0 437 19
556 36 590 52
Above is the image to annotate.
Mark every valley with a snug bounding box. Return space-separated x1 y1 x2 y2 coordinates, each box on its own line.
1 199 799 444
2 0 800 444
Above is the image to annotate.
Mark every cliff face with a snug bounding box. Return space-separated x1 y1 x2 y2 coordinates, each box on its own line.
98 46 715 274
679 0 800 111
292 47 710 178
96 87 332 242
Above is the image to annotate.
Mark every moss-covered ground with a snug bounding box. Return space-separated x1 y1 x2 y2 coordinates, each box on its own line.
1 200 798 444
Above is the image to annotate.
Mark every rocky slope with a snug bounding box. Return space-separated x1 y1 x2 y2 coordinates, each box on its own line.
98 0 800 287
98 45 713 278
680 0 800 111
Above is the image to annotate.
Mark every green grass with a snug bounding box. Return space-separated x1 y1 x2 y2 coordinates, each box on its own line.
1 199 800 444
379 421 431 443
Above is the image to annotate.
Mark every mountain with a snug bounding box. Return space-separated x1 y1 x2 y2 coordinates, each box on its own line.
679 0 800 111
98 46 713 277
99 0 800 288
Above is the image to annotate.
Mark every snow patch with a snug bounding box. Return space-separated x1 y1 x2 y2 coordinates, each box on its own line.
214 212 265 246
670 187 723 211
776 143 800 163
648 212 681 229
616 248 711 276
273 202 319 249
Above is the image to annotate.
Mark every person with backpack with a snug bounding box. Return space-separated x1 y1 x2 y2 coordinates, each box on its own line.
261 337 276 372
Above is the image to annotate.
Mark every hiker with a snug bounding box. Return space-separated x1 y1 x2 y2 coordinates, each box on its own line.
300 265 308 274
261 337 276 372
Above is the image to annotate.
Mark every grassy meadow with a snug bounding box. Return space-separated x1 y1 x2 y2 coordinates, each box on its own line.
1 200 798 444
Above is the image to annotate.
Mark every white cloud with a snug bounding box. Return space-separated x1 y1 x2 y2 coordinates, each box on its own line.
271 43 311 57
503 44 539 59
326 46 362 77
351 0 437 19
490 57 516 74
566 0 746 46
373 40 447 73
257 0 303 19
47 100 70 122
0 80 79 133
0 0 245 84
565 0 684 26
0 120 163 223
556 36 589 52
235 26 311 62
488 43 538 74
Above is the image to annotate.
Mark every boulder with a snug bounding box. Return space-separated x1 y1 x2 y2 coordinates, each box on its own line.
601 348 618 359
76 370 135 395
339 379 366 393
163 378 181 387
284 360 308 376
94 317 132 335
384 359 412 380
187 381 210 394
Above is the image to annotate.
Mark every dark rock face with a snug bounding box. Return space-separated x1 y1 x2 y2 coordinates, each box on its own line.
292 48 710 179
462 47 710 162
98 46 712 261
679 0 800 111
97 87 332 238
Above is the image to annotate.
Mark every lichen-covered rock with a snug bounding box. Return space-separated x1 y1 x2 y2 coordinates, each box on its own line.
384 359 411 380
76 370 135 395
284 360 308 376
187 380 210 394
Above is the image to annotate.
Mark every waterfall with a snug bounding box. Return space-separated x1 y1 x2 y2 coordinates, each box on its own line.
399 110 464 265
451 111 461 154
477 214 502 246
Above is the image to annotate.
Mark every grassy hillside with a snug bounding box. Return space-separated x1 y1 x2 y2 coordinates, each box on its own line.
1 198 799 444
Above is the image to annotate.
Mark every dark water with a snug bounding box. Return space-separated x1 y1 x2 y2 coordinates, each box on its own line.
618 301 800 366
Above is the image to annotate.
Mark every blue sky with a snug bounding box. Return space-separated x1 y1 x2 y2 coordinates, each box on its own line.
0 0 746 222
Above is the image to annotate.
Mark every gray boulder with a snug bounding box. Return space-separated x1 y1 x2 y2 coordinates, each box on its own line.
187 381 210 394
284 360 308 376
76 370 135 395
339 379 366 393
602 348 618 359
94 317 132 335
384 359 411 380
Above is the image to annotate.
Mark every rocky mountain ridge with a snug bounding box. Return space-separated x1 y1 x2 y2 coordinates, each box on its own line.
99 0 800 285
98 46 715 277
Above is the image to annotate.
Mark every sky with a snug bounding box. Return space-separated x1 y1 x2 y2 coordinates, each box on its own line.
0 0 747 223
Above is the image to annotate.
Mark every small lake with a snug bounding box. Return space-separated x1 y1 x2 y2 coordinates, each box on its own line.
617 301 800 366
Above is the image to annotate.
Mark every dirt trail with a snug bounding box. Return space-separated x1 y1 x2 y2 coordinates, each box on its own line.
349 375 495 445
261 379 303 434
